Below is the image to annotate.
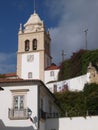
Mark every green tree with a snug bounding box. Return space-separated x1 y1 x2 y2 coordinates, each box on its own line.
58 49 98 81
83 83 98 115
54 83 98 117
0 74 5 78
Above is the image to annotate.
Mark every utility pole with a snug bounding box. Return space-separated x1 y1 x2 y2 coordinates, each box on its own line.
61 50 66 62
84 29 88 50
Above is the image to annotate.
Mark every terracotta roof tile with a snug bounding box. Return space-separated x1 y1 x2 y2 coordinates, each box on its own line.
0 78 41 84
0 78 23 83
4 72 17 77
46 65 60 70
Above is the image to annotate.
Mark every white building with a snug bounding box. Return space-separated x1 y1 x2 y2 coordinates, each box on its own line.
0 10 60 130
46 74 88 93
17 10 59 82
46 63 98 93
0 79 60 130
45 63 60 84
1 4 97 130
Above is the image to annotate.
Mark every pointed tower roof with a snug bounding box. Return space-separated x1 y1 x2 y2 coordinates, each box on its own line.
23 11 44 33
24 12 43 27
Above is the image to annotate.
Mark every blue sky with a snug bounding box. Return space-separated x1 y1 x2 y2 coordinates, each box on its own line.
0 0 98 73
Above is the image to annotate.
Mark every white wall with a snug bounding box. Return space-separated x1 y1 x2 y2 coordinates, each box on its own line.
45 69 59 84
64 74 87 91
47 74 88 92
46 116 98 130
0 85 38 129
21 53 39 79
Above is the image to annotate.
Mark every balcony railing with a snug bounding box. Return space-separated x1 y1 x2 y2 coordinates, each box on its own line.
40 109 59 120
8 108 32 120
46 112 59 118
40 109 46 120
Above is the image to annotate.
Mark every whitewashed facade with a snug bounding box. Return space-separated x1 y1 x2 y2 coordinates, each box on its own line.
0 79 59 130
17 11 52 82
21 53 40 79
0 4 97 130
46 116 98 130
46 74 89 93
0 9 61 130
45 69 60 84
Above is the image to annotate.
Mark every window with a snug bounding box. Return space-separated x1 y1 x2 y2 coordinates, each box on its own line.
13 95 24 110
8 89 31 120
33 39 37 50
50 71 54 77
28 72 32 79
25 40 30 51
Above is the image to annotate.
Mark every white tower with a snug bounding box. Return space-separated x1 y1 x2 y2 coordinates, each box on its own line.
17 11 52 81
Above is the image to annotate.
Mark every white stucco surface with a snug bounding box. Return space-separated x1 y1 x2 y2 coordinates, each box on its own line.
0 83 60 130
45 69 59 84
0 85 38 129
21 53 39 79
46 116 98 130
64 74 87 91
47 74 88 92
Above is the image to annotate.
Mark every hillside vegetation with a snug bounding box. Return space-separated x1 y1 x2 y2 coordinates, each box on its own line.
58 49 98 81
0 74 5 78
55 83 98 117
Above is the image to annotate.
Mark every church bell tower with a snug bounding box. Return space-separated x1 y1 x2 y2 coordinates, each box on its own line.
17 11 52 81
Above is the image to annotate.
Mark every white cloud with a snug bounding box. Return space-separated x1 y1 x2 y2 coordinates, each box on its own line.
46 0 98 64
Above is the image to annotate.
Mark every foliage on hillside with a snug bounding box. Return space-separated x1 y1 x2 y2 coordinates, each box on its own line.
0 74 5 78
55 83 98 117
58 49 98 81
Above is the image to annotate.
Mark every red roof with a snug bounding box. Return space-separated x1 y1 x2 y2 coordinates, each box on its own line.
0 78 23 83
46 64 60 70
4 72 17 77
0 72 19 82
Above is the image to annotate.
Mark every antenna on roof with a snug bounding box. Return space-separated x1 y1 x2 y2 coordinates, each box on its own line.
84 29 88 50
61 50 66 62
34 0 36 13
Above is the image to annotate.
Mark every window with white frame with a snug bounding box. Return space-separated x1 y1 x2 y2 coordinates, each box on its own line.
11 91 27 110
9 89 30 120
13 95 24 110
